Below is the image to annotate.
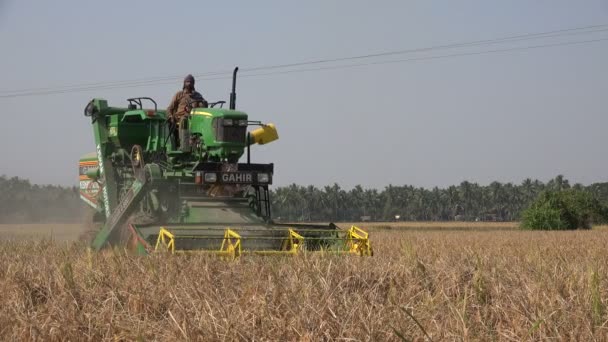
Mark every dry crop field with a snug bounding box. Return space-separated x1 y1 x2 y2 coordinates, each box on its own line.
0 222 607 341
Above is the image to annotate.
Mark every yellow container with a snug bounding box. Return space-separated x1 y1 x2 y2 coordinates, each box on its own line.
250 123 279 145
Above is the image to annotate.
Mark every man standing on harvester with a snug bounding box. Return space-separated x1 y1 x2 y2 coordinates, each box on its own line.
166 74 208 146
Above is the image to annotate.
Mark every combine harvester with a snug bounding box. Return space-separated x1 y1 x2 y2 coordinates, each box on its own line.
78 68 372 257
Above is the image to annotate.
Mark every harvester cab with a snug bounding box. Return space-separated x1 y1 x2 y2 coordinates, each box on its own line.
79 67 372 257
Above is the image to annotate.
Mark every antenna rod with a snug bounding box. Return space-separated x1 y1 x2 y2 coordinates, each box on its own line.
229 67 238 110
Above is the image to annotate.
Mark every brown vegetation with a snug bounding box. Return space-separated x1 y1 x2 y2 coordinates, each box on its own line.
0 223 607 340
344 221 519 231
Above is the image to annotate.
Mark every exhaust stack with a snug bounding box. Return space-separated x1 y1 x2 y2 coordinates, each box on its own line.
229 67 238 110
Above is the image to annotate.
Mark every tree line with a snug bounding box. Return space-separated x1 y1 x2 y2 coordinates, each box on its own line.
0 176 83 223
271 175 608 222
2 174 608 223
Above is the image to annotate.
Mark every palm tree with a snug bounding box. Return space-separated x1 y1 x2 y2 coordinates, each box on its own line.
547 175 570 192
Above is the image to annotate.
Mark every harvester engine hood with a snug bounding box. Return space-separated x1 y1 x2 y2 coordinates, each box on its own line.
189 108 279 162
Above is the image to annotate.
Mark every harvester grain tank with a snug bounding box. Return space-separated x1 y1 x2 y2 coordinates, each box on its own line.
79 68 372 256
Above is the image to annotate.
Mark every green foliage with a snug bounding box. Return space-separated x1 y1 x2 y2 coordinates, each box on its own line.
272 175 598 222
520 190 608 230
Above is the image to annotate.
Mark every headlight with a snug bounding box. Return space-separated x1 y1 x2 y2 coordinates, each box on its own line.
204 172 217 183
223 119 233 126
257 173 270 183
238 119 248 127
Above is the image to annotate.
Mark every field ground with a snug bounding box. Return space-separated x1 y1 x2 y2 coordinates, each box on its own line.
0 221 518 243
0 222 607 340
342 221 519 231
0 224 84 242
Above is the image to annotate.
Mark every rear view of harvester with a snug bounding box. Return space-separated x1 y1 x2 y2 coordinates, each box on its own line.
78 68 372 257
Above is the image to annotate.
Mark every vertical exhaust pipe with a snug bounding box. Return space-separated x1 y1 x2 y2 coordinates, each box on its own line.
229 67 238 110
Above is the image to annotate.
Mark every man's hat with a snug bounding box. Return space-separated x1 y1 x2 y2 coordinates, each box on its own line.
184 74 195 84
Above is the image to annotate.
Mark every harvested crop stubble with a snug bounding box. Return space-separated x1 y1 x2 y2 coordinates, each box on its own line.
0 229 607 340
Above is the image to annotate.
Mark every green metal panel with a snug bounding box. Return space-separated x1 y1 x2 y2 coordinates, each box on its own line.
90 99 120 219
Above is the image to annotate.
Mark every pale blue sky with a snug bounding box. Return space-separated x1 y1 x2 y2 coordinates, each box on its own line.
1 1 607 188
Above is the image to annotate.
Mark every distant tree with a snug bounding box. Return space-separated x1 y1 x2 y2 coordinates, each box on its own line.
547 174 570 192
0 175 84 223
521 189 608 230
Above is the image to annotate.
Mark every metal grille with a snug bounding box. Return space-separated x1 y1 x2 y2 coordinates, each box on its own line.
213 119 246 143
222 126 246 143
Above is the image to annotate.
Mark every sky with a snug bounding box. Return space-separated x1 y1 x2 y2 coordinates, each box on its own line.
0 0 607 189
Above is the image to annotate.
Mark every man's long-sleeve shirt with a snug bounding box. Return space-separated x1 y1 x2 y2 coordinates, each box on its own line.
166 89 207 119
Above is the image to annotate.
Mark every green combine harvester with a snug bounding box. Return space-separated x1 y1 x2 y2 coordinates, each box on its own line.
79 68 372 257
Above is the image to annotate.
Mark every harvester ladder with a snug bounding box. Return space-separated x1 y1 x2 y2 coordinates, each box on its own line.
91 179 148 250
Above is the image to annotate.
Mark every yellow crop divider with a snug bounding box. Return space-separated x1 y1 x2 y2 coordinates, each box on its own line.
281 228 305 253
220 228 242 259
346 226 373 256
155 227 175 253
